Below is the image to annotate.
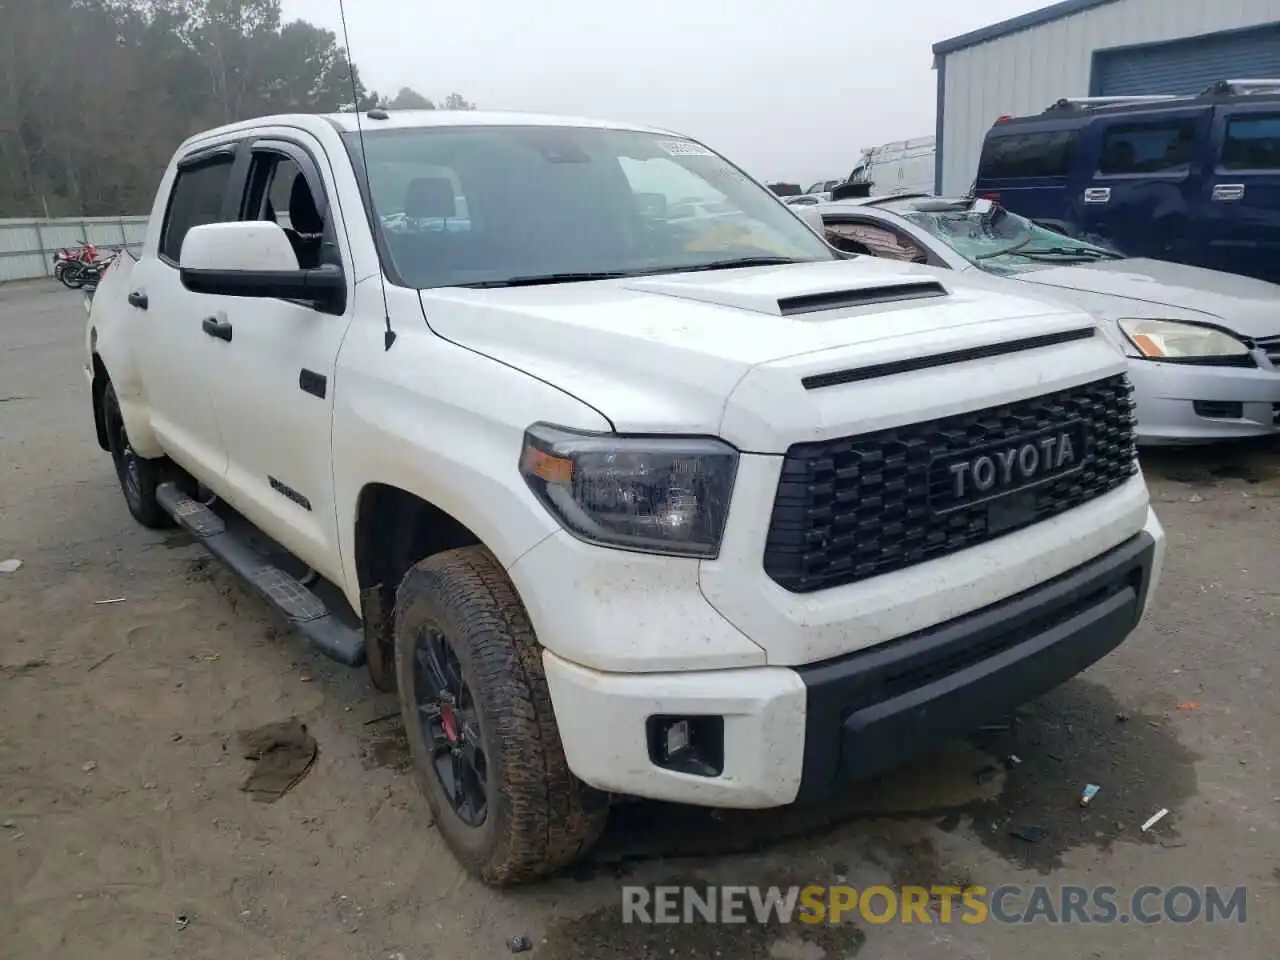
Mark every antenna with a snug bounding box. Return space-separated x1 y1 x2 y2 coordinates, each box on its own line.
338 0 396 350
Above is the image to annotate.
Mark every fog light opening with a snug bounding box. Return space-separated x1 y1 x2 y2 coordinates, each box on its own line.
646 715 725 777
1193 400 1244 420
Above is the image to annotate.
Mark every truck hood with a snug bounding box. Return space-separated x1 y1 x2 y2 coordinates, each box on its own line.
1017 258 1280 339
419 259 1108 450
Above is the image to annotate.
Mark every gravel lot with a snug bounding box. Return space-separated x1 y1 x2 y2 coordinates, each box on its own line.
2 280 1277 959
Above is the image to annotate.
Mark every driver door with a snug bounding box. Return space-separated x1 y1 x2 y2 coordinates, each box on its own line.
208 134 355 584
1201 104 1280 283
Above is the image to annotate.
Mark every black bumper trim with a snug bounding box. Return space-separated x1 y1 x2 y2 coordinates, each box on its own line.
794 531 1156 802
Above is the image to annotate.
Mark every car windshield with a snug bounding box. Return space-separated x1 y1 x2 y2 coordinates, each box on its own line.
345 125 835 288
881 198 1122 276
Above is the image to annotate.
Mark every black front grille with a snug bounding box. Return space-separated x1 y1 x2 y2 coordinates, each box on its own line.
763 375 1138 593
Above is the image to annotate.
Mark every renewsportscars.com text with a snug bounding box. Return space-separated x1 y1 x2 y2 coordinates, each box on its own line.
621 884 1247 926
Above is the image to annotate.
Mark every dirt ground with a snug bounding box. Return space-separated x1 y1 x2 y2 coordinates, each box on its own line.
2 280 1277 959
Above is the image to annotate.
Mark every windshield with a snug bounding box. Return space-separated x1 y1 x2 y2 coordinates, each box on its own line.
885 198 1121 276
345 126 835 288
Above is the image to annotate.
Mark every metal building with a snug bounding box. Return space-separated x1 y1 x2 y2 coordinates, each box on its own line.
932 0 1280 195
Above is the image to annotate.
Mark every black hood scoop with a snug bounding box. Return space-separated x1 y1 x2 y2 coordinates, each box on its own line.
777 280 948 317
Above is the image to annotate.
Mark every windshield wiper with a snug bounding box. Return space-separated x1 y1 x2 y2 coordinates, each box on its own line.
650 256 811 274
458 257 812 287
1017 246 1122 261
458 271 631 288
976 239 1121 262
974 237 1035 261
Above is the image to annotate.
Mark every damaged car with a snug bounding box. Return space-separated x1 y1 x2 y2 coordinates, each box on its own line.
814 195 1280 444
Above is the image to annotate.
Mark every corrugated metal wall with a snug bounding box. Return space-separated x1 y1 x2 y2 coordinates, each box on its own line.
936 0 1280 195
0 217 148 283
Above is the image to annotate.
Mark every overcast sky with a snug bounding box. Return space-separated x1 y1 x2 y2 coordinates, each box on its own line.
281 0 1048 185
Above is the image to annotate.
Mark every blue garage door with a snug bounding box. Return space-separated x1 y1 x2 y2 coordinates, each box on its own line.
1093 24 1280 96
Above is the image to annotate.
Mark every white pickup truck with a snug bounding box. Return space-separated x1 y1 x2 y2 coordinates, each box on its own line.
85 109 1165 885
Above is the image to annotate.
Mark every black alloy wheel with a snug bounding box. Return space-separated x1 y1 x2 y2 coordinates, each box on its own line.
413 626 488 827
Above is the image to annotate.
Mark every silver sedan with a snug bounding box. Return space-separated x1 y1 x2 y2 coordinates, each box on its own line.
808 195 1280 445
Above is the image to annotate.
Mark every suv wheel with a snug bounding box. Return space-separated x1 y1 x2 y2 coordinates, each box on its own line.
394 546 606 885
102 382 173 530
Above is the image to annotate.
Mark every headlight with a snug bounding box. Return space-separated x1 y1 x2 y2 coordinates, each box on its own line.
519 424 738 558
1117 318 1250 360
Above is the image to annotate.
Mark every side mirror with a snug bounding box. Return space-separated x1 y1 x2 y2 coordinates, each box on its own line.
179 222 346 314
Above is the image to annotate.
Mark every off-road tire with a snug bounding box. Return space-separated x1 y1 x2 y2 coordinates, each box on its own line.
102 381 173 530
394 545 607 885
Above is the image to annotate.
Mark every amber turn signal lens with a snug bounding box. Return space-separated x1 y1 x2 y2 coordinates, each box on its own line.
521 446 574 484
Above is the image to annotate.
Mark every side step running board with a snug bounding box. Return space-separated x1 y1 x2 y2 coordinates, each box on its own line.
156 483 366 667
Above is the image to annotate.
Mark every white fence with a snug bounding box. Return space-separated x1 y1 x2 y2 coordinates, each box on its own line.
0 216 149 283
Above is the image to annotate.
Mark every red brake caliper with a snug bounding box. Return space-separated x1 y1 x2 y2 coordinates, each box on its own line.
440 702 458 744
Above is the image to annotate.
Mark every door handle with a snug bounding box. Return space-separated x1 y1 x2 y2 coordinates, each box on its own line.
201 316 233 342
127 290 148 310
1212 183 1245 202
1083 187 1111 204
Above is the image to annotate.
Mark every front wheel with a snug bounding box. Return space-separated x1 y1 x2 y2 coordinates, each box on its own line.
59 265 86 289
394 546 606 886
102 382 173 529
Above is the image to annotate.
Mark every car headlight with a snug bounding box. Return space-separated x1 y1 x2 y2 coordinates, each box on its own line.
519 424 738 558
1117 318 1250 361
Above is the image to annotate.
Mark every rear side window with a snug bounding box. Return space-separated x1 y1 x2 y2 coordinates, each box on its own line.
160 155 235 263
1097 119 1198 176
977 130 1078 179
1221 114 1280 171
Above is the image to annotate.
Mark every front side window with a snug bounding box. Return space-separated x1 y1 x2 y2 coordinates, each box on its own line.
884 198 1120 276
824 221 926 263
244 153 334 270
347 126 835 288
160 154 235 263
977 130 1078 180
1221 113 1280 171
1097 119 1198 176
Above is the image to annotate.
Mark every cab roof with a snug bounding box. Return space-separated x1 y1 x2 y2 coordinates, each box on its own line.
182 109 684 151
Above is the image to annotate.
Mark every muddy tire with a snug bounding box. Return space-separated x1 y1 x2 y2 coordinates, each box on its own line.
102 382 173 530
394 546 606 886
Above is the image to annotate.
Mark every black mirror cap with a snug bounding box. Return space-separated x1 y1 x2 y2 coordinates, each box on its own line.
180 263 347 314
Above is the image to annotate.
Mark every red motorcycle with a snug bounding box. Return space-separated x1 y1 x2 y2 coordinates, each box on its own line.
53 241 116 289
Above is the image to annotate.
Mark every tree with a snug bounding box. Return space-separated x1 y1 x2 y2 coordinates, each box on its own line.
0 0 473 216
443 92 476 111
387 87 435 110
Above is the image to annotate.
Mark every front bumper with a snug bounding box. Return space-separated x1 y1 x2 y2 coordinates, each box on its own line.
1129 357 1280 444
542 510 1163 807
794 524 1157 802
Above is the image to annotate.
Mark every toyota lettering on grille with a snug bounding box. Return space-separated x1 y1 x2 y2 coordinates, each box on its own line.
930 421 1088 513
